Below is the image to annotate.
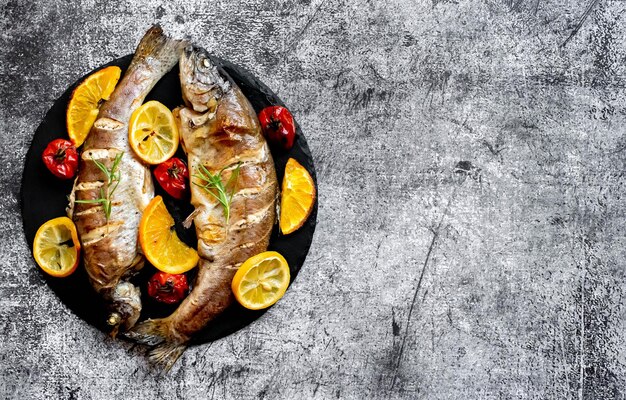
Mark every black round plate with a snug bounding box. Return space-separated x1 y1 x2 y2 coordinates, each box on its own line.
20 55 317 345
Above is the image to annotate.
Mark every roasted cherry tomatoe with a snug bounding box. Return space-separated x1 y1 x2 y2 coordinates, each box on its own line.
147 271 189 304
42 139 79 180
258 106 295 151
153 157 189 200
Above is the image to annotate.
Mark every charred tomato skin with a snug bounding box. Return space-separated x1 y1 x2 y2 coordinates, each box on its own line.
258 106 295 151
147 271 189 304
154 157 189 200
42 139 79 180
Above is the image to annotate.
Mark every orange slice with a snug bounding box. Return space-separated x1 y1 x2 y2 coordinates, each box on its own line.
231 251 290 310
67 66 121 147
279 158 316 234
33 217 81 278
129 101 179 164
139 196 198 274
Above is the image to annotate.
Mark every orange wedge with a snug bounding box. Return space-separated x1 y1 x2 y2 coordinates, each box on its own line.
33 217 81 278
231 251 290 310
279 158 316 234
67 66 121 147
139 196 198 274
129 101 179 165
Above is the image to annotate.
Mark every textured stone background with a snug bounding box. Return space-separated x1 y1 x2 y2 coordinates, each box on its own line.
2 0 626 398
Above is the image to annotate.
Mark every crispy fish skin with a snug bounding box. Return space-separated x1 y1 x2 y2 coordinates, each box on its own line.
127 46 278 368
68 26 187 333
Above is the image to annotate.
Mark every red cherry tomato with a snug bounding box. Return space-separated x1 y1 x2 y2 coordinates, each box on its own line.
147 271 189 304
258 106 295 150
42 139 79 180
154 158 189 200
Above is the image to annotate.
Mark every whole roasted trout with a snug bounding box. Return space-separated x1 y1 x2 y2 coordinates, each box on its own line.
68 26 187 333
127 45 278 368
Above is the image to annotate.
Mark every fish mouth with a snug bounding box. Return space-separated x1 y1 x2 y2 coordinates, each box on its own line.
106 281 142 336
183 43 195 58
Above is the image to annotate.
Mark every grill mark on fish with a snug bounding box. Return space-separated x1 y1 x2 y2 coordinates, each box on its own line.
221 146 269 166
193 147 269 174
74 181 104 190
75 200 123 216
74 205 104 217
81 148 121 160
81 221 124 244
231 202 273 228
235 186 266 197
234 242 256 250
93 117 124 130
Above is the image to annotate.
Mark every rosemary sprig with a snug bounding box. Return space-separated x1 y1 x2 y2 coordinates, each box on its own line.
75 152 123 222
192 162 241 223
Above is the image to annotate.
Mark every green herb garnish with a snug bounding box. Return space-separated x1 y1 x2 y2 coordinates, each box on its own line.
192 162 241 223
75 152 123 222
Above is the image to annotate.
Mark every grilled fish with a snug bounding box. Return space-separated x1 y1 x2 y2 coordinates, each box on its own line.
68 26 187 334
127 45 278 368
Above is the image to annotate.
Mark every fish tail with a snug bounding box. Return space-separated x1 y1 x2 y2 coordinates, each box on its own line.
125 318 170 345
130 24 188 73
149 342 187 371
125 318 187 370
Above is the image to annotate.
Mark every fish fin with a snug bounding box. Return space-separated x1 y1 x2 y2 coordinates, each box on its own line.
130 25 188 72
66 176 79 218
183 208 200 229
124 318 169 346
173 107 187 155
149 342 187 372
275 189 281 227
110 325 119 339
125 319 187 370
129 254 145 274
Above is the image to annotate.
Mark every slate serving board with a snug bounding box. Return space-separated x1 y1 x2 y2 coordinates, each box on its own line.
20 54 317 345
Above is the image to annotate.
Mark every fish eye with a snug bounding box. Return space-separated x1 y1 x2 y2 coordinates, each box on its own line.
197 56 211 71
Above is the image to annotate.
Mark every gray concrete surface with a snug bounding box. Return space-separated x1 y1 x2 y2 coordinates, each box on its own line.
2 0 626 398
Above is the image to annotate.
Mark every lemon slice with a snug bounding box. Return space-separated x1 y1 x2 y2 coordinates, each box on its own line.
279 158 316 235
67 66 121 147
231 251 290 310
129 101 179 164
33 217 81 278
139 196 199 274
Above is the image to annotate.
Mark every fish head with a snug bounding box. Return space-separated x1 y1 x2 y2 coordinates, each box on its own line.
107 281 142 335
180 45 230 114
